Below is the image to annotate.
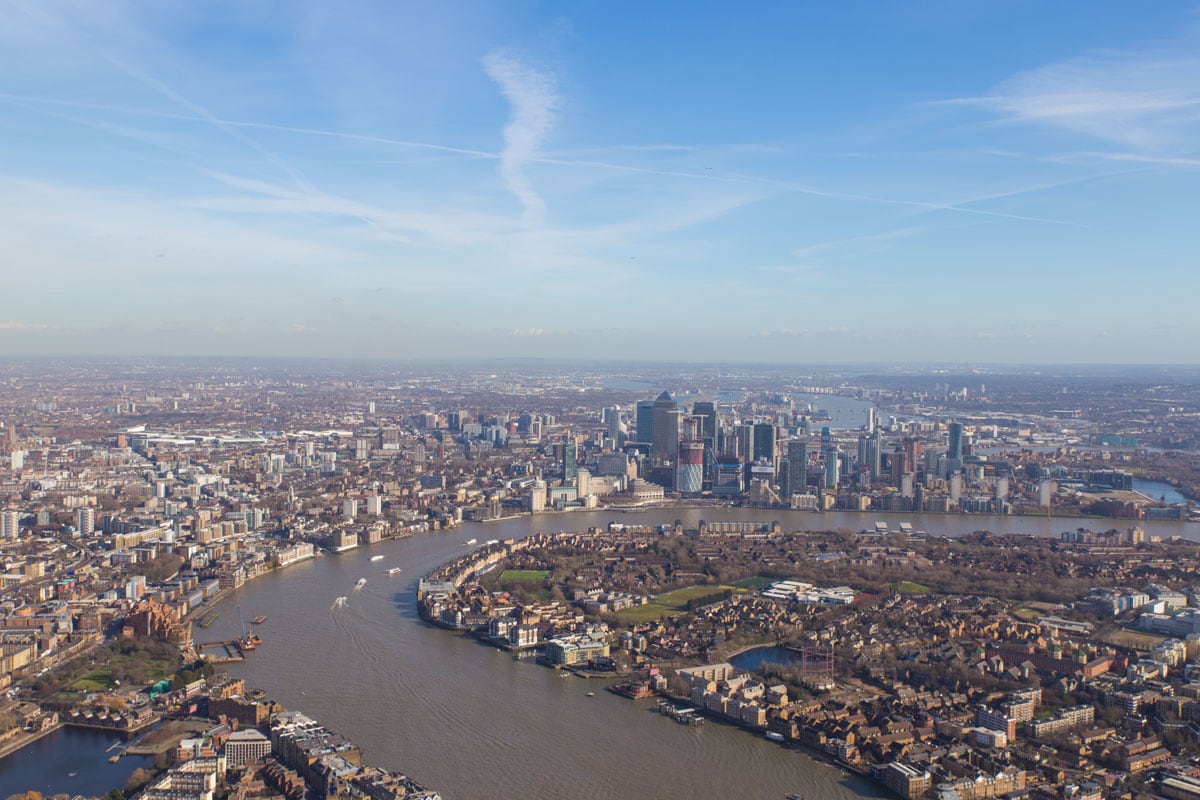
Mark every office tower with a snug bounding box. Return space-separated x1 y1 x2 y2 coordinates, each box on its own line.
692 401 717 441
735 423 754 461
786 439 808 497
603 407 623 442
820 426 832 450
651 392 679 460
948 422 964 461
824 447 840 488
752 422 777 467
77 507 95 536
676 441 704 493
636 400 655 448
866 407 876 432
679 414 703 442
902 437 922 477
713 457 745 496
563 438 578 481
857 432 881 483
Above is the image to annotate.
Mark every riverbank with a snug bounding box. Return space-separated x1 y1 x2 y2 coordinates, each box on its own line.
0 720 62 761
123 719 209 756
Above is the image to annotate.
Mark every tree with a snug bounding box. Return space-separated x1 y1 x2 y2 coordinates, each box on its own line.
125 767 154 792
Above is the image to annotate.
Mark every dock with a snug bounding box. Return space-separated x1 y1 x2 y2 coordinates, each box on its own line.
197 639 249 663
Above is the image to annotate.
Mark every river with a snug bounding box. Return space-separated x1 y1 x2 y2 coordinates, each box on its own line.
213 509 1194 799
9 507 1198 799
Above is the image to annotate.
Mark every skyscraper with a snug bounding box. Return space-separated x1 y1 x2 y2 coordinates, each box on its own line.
603 406 624 443
786 439 808 497
676 441 704 493
651 391 679 460
692 401 717 441
948 422 964 461
857 432 881 483
635 400 655 448
752 423 777 467
564 438 578 481
823 447 841 488
692 401 718 488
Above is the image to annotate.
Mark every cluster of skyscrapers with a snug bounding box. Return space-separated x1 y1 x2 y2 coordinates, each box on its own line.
586 393 976 509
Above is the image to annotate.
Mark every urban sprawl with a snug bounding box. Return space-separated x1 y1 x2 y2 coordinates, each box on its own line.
2 361 1200 800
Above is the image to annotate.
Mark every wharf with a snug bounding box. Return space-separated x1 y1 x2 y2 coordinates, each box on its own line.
197 639 248 663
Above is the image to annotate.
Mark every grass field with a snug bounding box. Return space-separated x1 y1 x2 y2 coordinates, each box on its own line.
71 670 114 692
1012 607 1041 622
732 576 776 590
611 603 676 624
897 581 931 595
656 584 737 608
609 583 741 625
498 570 550 585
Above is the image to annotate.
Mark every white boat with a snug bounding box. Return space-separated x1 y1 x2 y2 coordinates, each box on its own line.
387 567 402 575
355 578 367 589
370 555 385 562
464 538 478 545
765 731 785 742
485 539 499 545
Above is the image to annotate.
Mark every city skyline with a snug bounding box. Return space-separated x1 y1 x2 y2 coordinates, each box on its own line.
2 2 1198 362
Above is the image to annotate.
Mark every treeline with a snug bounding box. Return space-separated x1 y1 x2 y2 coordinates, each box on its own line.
684 588 734 610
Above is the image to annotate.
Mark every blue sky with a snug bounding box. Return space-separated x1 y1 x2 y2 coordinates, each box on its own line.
1 1 1198 362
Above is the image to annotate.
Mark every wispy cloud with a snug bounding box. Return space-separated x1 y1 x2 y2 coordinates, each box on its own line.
933 47 1200 152
483 49 558 224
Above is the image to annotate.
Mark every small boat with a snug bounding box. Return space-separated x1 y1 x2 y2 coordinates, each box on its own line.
387 567 402 575
355 578 367 589
485 539 499 545
765 731 785 742
370 555 385 562
251 615 267 624
586 692 595 697
464 538 478 545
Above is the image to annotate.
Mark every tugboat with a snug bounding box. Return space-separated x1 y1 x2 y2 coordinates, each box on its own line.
236 606 262 650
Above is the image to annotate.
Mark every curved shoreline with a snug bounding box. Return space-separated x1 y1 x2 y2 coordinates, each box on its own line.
415 537 878 793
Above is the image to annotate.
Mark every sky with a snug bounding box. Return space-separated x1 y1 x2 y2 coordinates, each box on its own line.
1 1 1198 363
